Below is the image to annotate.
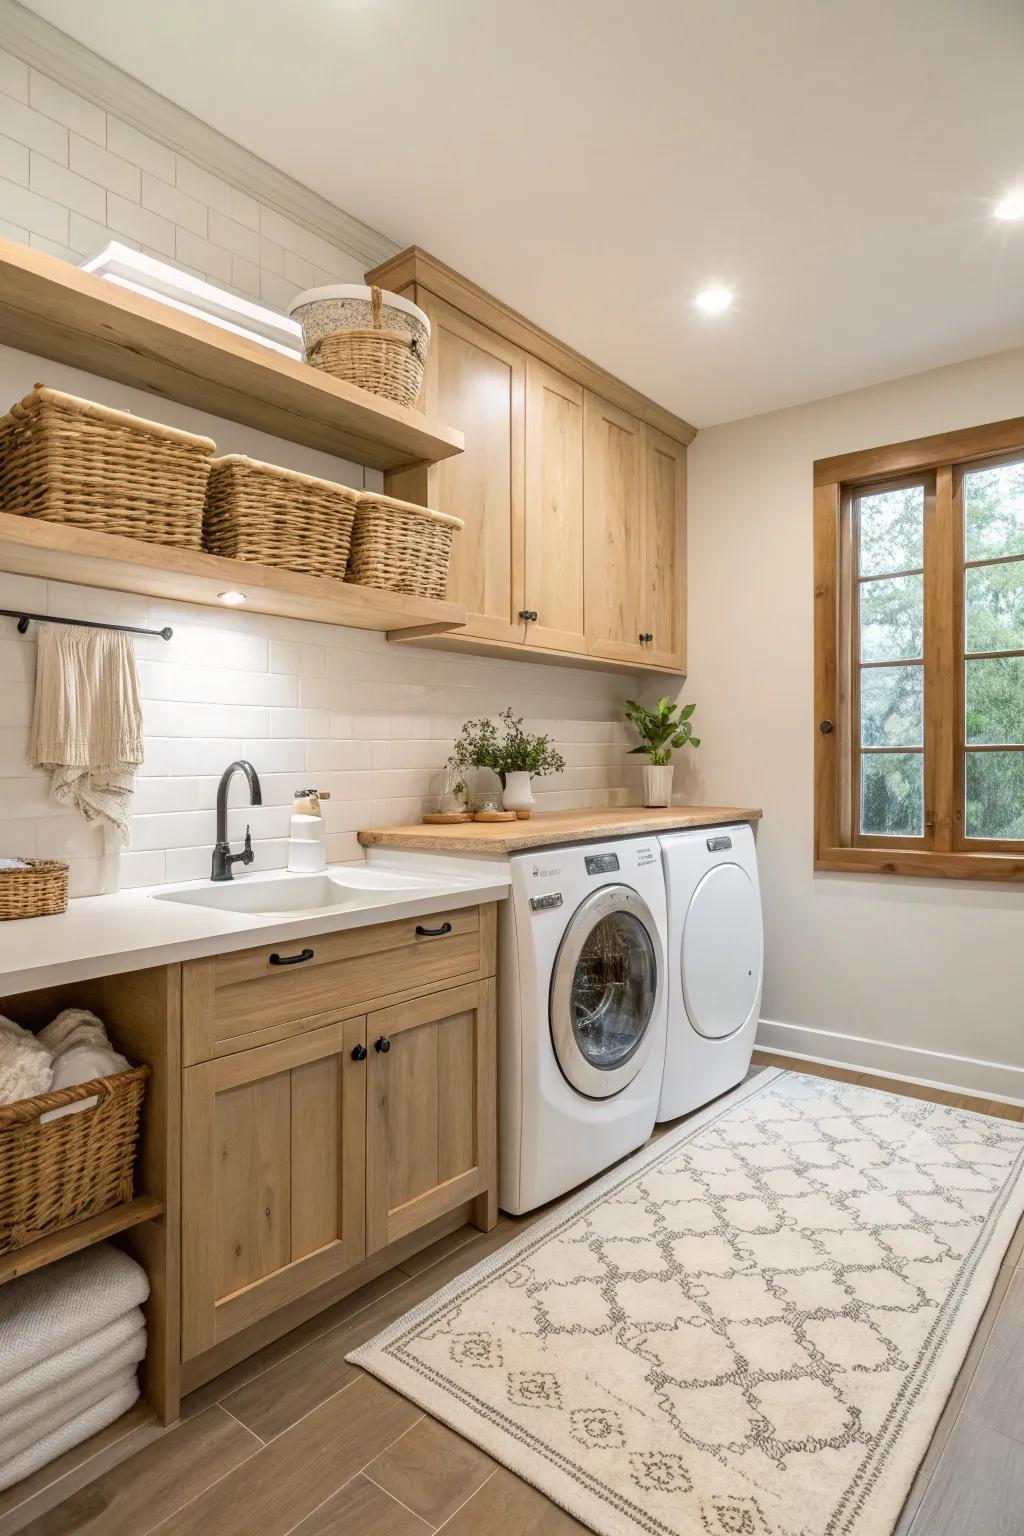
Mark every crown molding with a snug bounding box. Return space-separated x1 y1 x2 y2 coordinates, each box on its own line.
0 0 397 270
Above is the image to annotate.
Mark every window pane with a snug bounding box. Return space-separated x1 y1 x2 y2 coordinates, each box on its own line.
860 753 924 836
859 574 924 662
965 656 1024 745
964 459 1024 561
965 752 1024 840
858 485 924 577
860 665 923 747
965 561 1024 653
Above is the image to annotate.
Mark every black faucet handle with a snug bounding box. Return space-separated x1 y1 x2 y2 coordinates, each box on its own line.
242 824 254 864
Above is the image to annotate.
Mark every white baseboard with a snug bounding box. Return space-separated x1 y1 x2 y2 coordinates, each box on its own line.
755 1016 1024 1107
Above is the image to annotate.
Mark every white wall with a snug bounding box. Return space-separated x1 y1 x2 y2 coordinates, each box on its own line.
684 344 1024 1098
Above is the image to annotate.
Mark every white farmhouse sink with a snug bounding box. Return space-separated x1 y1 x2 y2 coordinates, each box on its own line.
151 867 436 918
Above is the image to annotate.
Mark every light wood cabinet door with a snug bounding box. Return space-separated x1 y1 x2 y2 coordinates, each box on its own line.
366 979 496 1254
181 1017 366 1359
392 295 526 644
642 425 687 671
583 391 648 665
524 357 586 653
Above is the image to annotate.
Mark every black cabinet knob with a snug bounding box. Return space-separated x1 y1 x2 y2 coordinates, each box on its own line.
375 1036 391 1054
351 1043 368 1061
819 720 834 734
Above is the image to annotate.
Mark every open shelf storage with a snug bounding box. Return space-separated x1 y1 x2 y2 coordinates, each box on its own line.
0 239 464 472
0 1196 164 1286
0 511 467 633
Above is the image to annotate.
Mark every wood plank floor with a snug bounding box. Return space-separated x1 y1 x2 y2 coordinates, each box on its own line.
19 1055 1024 1536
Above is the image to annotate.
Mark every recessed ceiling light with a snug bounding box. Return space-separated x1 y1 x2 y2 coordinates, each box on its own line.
217 590 247 606
995 190 1024 221
695 286 733 315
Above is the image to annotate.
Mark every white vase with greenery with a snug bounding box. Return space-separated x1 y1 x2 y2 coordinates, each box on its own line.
447 708 566 819
625 696 701 808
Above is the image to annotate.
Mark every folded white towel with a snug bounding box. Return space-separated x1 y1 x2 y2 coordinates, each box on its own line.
0 858 28 871
36 1009 130 1124
1 1307 145 1417
49 1043 130 1092
27 622 143 841
0 1244 149 1385
0 1377 140 1492
0 1015 52 1106
0 1353 142 1463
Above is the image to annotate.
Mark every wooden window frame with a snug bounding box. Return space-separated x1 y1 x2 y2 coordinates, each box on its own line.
814 412 1024 881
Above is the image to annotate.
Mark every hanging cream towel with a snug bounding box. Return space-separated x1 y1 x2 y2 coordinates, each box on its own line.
27 624 143 841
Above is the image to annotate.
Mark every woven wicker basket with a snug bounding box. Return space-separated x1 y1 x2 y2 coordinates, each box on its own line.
349 492 463 600
203 455 358 579
0 858 69 921
0 385 216 549
0 1064 149 1254
305 287 425 407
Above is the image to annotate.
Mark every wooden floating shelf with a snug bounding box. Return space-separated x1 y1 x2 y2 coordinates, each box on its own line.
0 512 468 634
0 239 464 472
0 1194 164 1285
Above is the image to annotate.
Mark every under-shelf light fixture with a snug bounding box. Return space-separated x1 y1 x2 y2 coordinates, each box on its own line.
80 242 303 359
217 590 247 606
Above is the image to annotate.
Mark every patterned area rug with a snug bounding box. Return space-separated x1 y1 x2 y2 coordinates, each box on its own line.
351 1069 1024 1536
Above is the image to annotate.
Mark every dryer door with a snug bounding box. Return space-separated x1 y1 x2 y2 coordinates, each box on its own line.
550 885 662 1098
681 863 763 1039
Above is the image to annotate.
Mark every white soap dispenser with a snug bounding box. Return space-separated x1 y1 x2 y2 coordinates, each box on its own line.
287 788 330 873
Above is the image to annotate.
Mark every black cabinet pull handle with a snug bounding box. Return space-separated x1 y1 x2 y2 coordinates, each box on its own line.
415 921 452 938
375 1036 391 1053
351 1043 368 1061
269 947 314 966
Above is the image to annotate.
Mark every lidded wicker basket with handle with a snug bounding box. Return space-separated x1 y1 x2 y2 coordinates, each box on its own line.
291 286 428 407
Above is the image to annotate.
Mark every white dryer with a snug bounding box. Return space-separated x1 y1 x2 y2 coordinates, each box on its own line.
500 835 668 1214
657 822 763 1122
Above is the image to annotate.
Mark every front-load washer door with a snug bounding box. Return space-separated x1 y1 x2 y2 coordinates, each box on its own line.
681 863 763 1039
550 885 661 1098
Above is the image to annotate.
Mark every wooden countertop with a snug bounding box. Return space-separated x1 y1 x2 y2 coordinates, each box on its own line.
358 804 762 855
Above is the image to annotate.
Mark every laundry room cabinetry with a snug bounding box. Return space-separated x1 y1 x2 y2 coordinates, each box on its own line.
369 247 692 675
178 903 499 1378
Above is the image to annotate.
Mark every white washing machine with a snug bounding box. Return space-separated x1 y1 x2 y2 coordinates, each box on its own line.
500 835 668 1214
657 822 763 1122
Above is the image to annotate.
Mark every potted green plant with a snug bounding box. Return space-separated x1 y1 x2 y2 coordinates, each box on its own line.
448 708 565 818
625 696 700 806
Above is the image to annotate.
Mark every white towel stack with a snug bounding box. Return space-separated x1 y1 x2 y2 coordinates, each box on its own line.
0 1243 149 1490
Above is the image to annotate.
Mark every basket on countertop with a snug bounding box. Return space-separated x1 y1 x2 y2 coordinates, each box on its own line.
348 491 462 600
203 455 359 580
0 858 69 921
0 1065 149 1254
0 385 215 549
289 285 429 408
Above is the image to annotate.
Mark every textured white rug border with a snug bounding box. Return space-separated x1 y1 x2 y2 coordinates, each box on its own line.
351 1068 1024 1536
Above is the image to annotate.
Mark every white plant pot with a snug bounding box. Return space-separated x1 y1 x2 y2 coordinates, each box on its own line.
501 771 536 819
642 763 674 808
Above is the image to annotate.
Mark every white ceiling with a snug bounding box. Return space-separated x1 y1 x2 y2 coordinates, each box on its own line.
18 0 1024 426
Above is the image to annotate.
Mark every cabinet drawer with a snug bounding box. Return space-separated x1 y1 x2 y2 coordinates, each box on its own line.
183 907 484 1063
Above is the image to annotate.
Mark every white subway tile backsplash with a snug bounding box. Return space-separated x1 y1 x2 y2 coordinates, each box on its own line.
174 225 232 283
69 133 141 199
0 133 28 186
0 176 68 242
68 210 113 257
141 171 206 235
228 187 259 231
258 204 305 253
29 151 105 220
106 119 175 182
174 156 231 212
0 48 28 103
0 216 29 243
107 191 174 255
208 208 259 261
0 91 68 161
28 71 104 144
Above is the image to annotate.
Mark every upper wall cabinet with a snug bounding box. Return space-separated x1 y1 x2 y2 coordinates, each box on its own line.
370 248 694 675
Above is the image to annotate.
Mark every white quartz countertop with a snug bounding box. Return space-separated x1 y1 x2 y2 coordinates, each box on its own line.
0 863 511 997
